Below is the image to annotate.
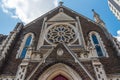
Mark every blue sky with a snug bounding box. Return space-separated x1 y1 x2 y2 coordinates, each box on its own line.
0 0 120 41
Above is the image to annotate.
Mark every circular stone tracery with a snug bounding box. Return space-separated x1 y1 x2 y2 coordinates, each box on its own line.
47 24 76 44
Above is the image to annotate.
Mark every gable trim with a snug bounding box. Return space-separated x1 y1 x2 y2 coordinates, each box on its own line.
26 43 94 80
63 43 94 80
48 12 75 21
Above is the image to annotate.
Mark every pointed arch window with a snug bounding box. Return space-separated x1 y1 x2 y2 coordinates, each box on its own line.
92 34 103 57
20 35 32 58
17 33 34 59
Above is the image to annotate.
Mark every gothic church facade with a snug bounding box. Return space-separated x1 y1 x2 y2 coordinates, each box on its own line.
0 3 120 80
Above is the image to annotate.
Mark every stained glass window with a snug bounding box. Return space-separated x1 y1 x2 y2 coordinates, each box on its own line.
92 34 103 57
92 34 99 44
95 45 103 56
20 35 32 58
47 24 76 44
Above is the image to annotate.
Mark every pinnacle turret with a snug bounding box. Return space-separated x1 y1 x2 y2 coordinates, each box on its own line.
92 9 105 27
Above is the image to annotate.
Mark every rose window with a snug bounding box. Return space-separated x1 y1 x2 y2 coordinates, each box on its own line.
47 24 76 44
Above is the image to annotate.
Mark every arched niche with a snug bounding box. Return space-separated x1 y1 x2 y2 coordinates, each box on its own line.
38 63 82 80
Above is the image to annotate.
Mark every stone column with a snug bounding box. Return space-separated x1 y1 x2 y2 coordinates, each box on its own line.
76 16 86 49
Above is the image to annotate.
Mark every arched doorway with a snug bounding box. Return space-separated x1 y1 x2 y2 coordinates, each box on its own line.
52 74 68 80
38 63 82 80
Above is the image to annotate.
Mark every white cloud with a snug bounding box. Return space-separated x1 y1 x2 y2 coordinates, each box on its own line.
115 30 120 42
1 0 59 23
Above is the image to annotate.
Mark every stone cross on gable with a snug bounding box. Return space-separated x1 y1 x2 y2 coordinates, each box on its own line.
59 1 64 6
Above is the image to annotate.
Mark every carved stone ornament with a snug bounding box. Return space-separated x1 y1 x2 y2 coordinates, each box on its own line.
57 48 64 56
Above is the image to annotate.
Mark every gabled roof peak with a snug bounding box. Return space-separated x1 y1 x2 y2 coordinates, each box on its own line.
25 3 101 29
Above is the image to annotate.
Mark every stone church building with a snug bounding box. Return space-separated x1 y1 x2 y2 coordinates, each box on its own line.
0 2 120 80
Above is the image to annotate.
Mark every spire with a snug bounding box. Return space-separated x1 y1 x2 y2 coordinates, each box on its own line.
59 1 64 6
92 9 105 27
92 9 100 18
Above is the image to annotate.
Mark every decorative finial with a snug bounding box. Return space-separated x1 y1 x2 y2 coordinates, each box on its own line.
59 1 63 6
92 9 95 12
92 9 105 27
92 9 99 16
